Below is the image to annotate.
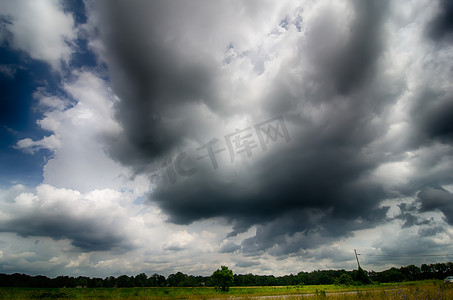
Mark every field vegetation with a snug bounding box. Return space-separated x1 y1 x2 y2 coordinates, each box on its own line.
1 280 453 299
2 262 453 289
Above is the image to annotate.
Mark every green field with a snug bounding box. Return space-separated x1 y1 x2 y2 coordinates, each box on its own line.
1 280 452 299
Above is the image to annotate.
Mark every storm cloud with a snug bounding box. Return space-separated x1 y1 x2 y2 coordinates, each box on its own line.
0 185 136 253
1 0 453 278
87 0 453 257
419 185 453 225
427 0 453 42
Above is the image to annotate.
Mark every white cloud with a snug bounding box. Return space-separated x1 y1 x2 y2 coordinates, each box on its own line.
17 70 147 193
0 184 236 277
34 88 68 111
0 0 77 70
164 230 196 251
14 135 61 154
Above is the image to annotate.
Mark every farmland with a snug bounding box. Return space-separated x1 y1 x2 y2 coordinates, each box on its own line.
1 280 452 299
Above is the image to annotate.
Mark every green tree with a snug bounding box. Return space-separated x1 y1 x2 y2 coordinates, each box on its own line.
134 273 147 287
76 276 88 287
149 273 166 287
355 267 371 285
400 264 421 281
211 266 234 291
117 275 134 287
167 272 188 287
334 273 354 285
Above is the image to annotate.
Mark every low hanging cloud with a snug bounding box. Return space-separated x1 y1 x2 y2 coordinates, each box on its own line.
0 184 135 252
87 0 453 256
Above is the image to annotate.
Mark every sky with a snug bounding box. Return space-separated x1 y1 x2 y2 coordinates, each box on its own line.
0 0 453 278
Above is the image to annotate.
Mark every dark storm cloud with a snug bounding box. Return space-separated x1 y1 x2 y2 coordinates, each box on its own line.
152 139 390 254
148 0 392 254
163 245 186 251
398 213 432 228
0 214 132 252
411 90 453 145
396 203 432 228
90 0 246 173
328 0 389 94
235 260 260 268
220 242 241 253
302 246 354 263
427 0 453 42
240 203 388 256
154 142 386 226
418 185 453 225
92 0 453 257
418 226 445 237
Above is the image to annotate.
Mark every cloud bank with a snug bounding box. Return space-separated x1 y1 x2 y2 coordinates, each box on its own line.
1 0 452 277
89 0 453 256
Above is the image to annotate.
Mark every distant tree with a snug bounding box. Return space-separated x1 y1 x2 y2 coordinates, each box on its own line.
76 276 89 288
433 263 448 278
379 267 405 283
447 262 453 276
92 278 104 288
149 273 166 287
355 267 371 285
334 273 354 285
134 273 147 287
167 272 188 287
421 264 433 279
211 266 234 291
3 261 453 288
297 272 308 285
104 276 116 287
181 275 198 287
117 275 134 287
400 264 421 281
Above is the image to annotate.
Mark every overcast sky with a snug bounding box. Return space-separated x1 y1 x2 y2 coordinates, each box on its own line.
0 0 453 278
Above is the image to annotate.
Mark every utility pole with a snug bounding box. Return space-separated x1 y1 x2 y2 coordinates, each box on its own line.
354 249 361 269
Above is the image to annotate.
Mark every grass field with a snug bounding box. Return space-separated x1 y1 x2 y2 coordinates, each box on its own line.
1 280 452 299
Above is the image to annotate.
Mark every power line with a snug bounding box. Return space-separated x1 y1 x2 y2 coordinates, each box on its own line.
357 253 453 258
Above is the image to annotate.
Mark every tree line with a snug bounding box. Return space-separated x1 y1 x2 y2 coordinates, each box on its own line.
1 262 452 288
